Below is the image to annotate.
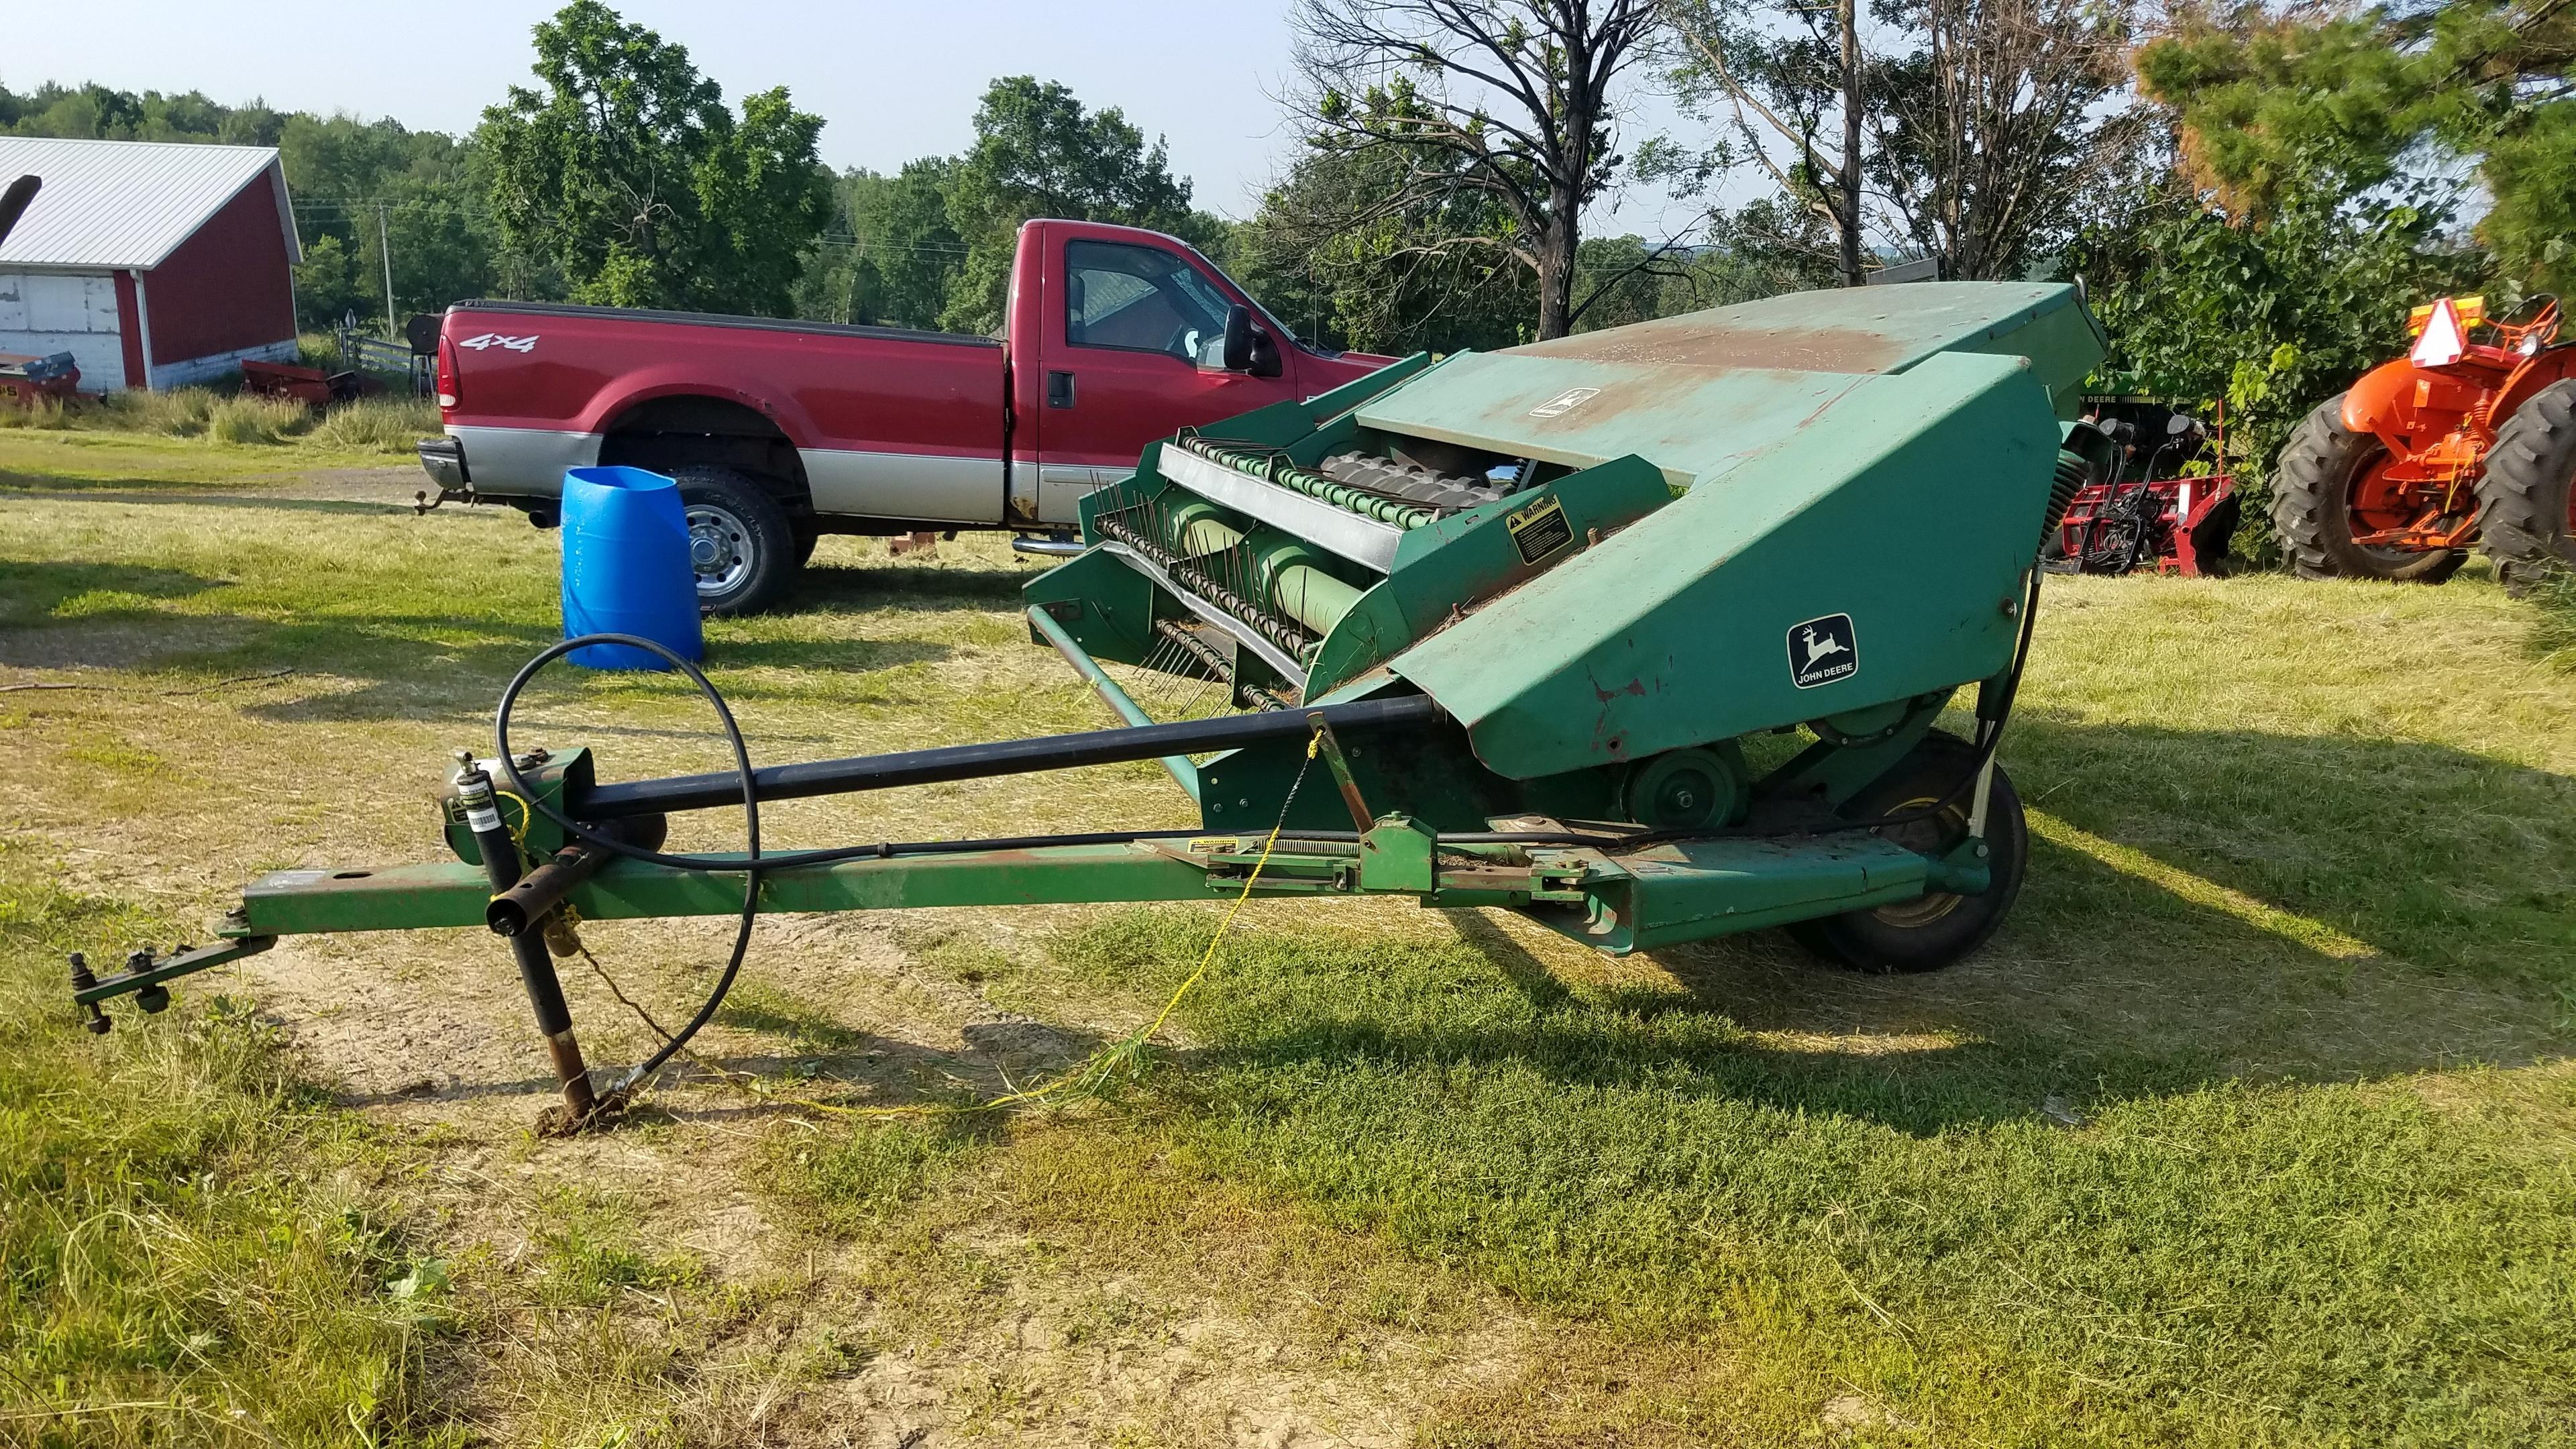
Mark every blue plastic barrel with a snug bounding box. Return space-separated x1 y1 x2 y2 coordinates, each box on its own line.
559 466 704 671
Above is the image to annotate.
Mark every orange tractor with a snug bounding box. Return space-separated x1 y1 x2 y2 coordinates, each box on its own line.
2274 295 2576 583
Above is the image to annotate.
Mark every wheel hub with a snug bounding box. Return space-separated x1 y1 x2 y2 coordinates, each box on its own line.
1870 792 1968 928
685 503 752 596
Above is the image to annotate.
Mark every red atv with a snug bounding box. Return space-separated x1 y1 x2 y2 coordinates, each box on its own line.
2274 295 2576 584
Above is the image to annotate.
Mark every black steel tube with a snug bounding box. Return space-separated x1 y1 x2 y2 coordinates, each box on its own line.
576 693 1442 820
455 758 598 1120
488 844 609 936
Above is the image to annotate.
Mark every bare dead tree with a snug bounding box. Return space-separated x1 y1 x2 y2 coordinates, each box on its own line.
1663 0 1874 286
1289 0 1665 339
1665 0 2137 284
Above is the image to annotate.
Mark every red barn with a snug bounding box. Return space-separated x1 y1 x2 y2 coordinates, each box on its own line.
0 136 302 391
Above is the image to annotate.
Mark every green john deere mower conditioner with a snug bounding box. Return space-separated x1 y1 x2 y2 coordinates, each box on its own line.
72 282 2114 1126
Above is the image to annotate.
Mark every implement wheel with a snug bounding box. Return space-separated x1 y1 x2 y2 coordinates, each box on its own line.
2273 395 2466 582
2479 378 2576 584
1788 733 2027 974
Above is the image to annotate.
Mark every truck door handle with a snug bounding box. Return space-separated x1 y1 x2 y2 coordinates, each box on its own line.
1046 371 1075 409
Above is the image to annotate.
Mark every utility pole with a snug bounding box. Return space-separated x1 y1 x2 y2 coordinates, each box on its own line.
378 204 398 339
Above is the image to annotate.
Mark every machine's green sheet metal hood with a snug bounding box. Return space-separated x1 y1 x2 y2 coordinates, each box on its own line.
1391 340 2071 778
1352 282 2102 492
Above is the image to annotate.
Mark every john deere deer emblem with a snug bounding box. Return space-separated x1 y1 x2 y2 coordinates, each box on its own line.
1787 613 1858 688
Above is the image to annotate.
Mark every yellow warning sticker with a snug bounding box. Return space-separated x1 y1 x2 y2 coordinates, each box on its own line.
1506 494 1574 565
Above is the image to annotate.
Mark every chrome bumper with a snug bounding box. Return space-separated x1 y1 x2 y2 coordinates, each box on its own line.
417 435 468 490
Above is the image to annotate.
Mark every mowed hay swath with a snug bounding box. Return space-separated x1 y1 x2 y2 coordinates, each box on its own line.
2 433 2573 1444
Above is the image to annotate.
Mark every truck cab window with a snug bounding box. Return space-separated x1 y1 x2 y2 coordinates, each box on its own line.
1066 240 1230 363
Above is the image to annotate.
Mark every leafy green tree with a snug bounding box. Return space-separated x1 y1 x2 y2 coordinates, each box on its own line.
0 81 282 144
938 77 1198 333
2140 0 2576 288
2064 175 2486 563
476 0 830 315
290 233 371 328
278 113 492 328
848 160 967 328
1236 126 1536 354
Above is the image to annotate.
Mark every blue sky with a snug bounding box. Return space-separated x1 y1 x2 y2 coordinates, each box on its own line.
9 0 1705 231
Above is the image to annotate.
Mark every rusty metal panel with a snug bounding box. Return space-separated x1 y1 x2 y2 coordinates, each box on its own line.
1354 282 2106 478
1505 280 2103 409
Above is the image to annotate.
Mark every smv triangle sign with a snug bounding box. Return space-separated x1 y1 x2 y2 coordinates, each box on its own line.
2412 297 2468 368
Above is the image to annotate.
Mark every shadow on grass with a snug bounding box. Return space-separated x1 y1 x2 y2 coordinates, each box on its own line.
2004 714 2576 987
1126 719 2573 1138
3 574 957 722
788 559 1037 613
25 490 418 516
0 559 222 625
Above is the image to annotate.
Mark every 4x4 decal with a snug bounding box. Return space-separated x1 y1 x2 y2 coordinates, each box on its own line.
457 333 539 354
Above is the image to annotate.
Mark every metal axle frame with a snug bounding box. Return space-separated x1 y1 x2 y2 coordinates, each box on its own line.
72 703 1997 1124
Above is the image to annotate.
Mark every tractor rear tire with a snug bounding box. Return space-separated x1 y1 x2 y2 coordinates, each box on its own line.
1786 732 2028 975
2272 396 2467 583
2478 378 2576 583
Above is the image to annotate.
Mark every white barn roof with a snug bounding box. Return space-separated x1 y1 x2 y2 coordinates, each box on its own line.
0 136 301 270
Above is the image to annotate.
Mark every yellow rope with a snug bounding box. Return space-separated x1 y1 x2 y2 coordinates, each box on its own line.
608 731 1322 1123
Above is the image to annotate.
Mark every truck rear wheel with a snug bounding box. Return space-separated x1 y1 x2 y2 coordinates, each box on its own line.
2478 378 2576 584
674 466 796 616
2272 395 2466 583
1786 732 2027 974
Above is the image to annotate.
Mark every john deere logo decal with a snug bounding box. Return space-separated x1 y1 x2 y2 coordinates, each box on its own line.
1528 386 1599 418
1788 613 1858 688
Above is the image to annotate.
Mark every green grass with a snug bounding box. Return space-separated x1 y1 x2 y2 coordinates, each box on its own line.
2529 567 2576 671
3 451 2574 1442
1027 910 2576 1445
0 385 438 457
0 838 448 1446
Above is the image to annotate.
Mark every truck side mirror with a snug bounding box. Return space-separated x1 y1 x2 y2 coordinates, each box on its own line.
1222 305 1254 372
1248 327 1282 379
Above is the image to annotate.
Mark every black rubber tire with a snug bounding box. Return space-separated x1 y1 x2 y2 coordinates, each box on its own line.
1786 732 2029 975
2478 378 2576 582
2271 396 2467 583
674 466 796 616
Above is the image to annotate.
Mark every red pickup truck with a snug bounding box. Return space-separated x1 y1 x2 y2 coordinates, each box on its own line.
417 219 1392 613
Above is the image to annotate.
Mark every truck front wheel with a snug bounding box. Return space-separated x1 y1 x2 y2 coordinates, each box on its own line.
674 466 796 615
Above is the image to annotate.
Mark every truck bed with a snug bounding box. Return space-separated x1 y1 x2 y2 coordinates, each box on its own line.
440 299 1012 525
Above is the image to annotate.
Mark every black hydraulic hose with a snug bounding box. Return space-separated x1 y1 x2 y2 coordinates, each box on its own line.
494 633 764 1093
